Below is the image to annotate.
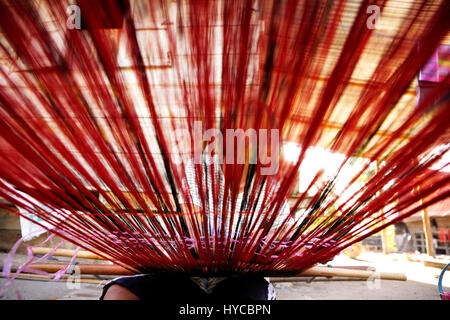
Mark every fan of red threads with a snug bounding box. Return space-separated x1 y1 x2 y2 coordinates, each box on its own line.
0 0 449 276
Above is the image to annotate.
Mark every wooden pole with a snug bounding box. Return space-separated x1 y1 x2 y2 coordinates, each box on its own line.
27 263 134 275
25 263 406 281
0 272 105 285
31 247 109 260
381 227 390 255
421 206 435 258
416 185 435 258
269 277 373 282
376 161 390 255
0 272 397 284
297 266 406 281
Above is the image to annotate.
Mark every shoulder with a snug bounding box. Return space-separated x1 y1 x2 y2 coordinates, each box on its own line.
102 283 140 300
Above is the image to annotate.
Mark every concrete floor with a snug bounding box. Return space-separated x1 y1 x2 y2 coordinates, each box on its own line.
1 252 449 300
274 279 444 300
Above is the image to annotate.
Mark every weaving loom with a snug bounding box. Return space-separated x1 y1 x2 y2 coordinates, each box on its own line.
0 0 449 279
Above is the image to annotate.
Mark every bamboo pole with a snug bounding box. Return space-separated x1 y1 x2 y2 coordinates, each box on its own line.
25 263 406 281
381 228 390 255
416 186 435 258
27 263 134 275
0 272 394 284
31 247 109 260
376 161 390 255
297 266 406 281
269 277 372 283
421 206 435 258
30 248 373 272
0 272 105 285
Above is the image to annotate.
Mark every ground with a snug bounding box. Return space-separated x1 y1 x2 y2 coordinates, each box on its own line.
0 252 449 300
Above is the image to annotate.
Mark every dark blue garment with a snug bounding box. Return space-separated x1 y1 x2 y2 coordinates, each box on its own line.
100 273 272 301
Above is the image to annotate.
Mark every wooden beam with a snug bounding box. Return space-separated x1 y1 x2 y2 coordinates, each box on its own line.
0 272 105 285
376 161 390 255
31 247 110 260
297 266 406 281
25 263 406 281
0 272 399 284
415 184 435 258
421 206 436 258
381 228 390 255
28 263 134 275
423 258 449 269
